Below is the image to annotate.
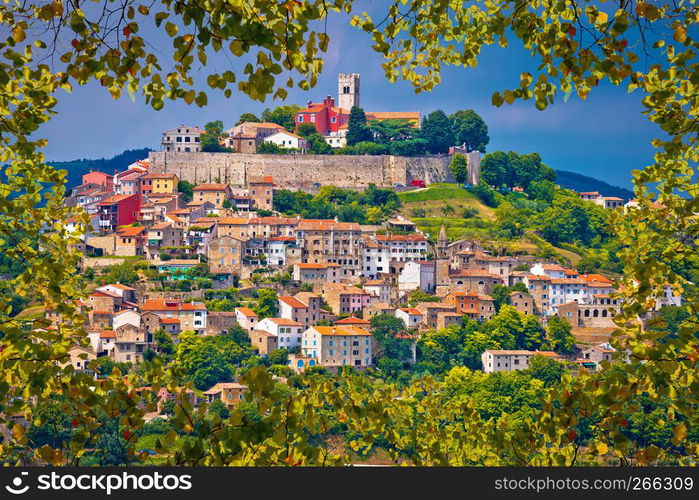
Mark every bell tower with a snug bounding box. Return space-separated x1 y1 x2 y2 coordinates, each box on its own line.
435 224 450 296
338 73 360 110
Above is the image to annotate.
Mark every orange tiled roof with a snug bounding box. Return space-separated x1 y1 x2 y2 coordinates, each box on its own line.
141 299 205 312
267 318 302 326
399 308 422 315
279 296 308 309
235 307 257 317
193 183 229 191
117 226 146 237
335 317 370 325
311 325 372 336
296 263 328 270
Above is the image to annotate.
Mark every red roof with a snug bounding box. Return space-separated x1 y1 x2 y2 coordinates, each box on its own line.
98 194 136 206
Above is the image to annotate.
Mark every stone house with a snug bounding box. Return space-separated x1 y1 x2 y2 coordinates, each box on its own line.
509 291 535 316
113 324 152 363
206 235 245 273
448 270 504 295
301 325 374 368
192 184 234 208
202 382 248 409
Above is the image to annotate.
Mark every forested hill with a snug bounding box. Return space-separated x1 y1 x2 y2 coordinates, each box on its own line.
49 148 152 189
554 170 634 200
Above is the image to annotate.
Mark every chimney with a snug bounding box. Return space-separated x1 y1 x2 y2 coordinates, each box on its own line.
307 100 313 107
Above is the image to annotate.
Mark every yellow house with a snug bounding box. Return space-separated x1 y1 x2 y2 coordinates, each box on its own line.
140 172 179 196
301 325 374 368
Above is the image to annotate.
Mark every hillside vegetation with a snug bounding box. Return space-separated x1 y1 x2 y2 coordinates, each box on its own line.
399 183 589 267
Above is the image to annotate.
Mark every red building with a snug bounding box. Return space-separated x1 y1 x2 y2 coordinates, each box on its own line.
295 96 349 135
97 194 141 233
82 170 114 190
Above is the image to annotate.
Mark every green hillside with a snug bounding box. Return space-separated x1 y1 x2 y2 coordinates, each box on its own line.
398 183 584 265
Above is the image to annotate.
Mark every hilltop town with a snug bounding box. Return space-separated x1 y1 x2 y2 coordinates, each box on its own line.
26 73 682 425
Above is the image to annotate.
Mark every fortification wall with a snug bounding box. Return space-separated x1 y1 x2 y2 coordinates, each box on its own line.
148 151 467 189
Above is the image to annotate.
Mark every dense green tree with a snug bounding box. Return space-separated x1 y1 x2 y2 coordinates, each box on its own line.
648 306 691 338
103 261 139 286
469 181 499 207
527 179 556 204
525 355 567 387
346 106 374 146
546 315 577 354
265 348 289 366
297 122 332 154
368 118 416 144
236 113 261 125
495 201 528 238
369 314 413 361
442 367 545 422
252 288 278 319
420 110 454 153
449 153 469 186
450 109 489 152
389 138 428 156
200 120 232 152
154 329 175 358
178 180 194 202
27 396 73 449
261 104 301 132
480 151 510 187
207 399 231 420
257 141 287 154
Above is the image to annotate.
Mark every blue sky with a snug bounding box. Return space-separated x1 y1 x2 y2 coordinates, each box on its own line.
38 10 658 189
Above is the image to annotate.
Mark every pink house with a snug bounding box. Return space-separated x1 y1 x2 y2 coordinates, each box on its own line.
82 170 114 190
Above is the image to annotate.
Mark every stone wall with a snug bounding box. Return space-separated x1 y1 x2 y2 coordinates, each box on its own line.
148 151 472 190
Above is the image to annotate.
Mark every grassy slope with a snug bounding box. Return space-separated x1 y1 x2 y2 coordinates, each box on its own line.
398 183 583 264
398 184 498 240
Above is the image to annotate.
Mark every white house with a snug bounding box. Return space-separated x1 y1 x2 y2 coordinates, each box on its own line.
362 234 429 279
235 307 258 332
264 130 307 151
161 125 204 152
395 308 423 329
112 310 141 330
529 263 566 279
257 317 303 349
363 280 391 303
267 236 297 267
481 349 559 373
398 261 435 294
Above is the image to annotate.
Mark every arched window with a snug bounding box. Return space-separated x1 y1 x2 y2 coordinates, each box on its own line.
602 310 608 317
584 310 590 317
593 309 599 317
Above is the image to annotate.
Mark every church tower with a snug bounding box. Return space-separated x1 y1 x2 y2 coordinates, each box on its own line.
338 73 360 110
435 224 450 296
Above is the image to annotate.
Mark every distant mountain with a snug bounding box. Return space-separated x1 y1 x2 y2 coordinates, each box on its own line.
48 148 152 189
554 170 634 200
